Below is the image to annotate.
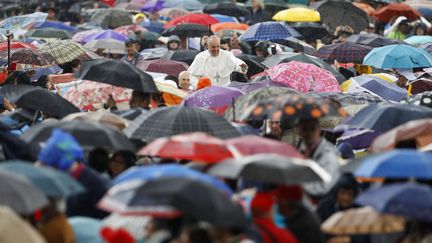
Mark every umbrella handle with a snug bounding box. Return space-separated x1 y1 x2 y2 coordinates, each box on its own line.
32 110 41 125
232 97 236 122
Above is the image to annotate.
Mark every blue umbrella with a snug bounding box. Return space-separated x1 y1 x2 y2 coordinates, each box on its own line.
0 161 85 198
114 164 233 196
355 150 432 179
356 183 432 223
240 21 302 42
81 29 128 44
351 75 407 102
140 21 165 33
404 35 432 46
210 14 239 23
164 0 204 11
28 21 78 33
33 65 63 80
69 217 103 243
363 44 432 68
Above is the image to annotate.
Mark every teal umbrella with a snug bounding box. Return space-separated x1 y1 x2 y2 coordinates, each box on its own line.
363 44 432 68
404 35 432 46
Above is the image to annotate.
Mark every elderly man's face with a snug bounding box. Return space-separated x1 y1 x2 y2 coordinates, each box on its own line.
178 72 190 90
208 38 220 57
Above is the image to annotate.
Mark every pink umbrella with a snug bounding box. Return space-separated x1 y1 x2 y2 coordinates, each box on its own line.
114 25 147 36
266 61 340 93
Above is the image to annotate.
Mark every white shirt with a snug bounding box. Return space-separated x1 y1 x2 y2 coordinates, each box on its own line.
188 49 246 87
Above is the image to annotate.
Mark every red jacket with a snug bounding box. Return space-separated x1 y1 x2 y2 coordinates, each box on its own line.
254 217 299 243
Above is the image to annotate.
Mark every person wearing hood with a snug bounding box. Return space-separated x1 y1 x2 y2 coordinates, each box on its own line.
167 35 181 51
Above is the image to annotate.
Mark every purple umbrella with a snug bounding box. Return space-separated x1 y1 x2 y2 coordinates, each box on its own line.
336 128 381 150
81 30 128 44
141 0 165 12
183 86 245 113
352 75 407 102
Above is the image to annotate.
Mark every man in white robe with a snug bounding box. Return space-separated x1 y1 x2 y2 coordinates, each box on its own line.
188 35 248 87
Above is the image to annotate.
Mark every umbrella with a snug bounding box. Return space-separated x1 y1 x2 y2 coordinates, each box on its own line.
137 59 189 77
236 54 266 77
69 217 103 243
183 86 245 114
277 37 315 55
356 183 432 223
307 91 384 106
9 48 56 66
62 111 129 130
164 13 219 29
313 42 373 63
81 29 128 44
0 12 47 35
114 2 142 12
211 22 249 33
240 21 302 42
123 106 241 142
25 20 77 33
404 35 432 46
84 39 126 54
140 47 168 60
273 7 321 22
72 29 103 43
114 164 233 195
163 0 204 11
343 103 432 132
402 91 432 108
25 28 72 40
113 108 147 121
98 178 247 229
266 61 340 93
373 3 421 23
74 59 158 93
114 24 147 37
0 170 48 215
208 154 331 185
363 44 432 69
140 21 165 33
226 135 303 158
0 41 35 51
318 0 369 33
289 22 328 40
90 9 133 29
227 78 285 93
0 84 80 118
39 39 88 64
210 14 239 23
321 207 405 235
353 2 375 16
346 33 405 47
161 23 213 37
163 50 199 65
137 132 234 163
245 0 289 12
0 206 46 243
21 120 136 152
159 8 190 19
0 161 84 198
203 3 249 18
154 80 188 106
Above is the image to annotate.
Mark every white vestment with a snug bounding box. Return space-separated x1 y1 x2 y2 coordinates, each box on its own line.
188 49 246 87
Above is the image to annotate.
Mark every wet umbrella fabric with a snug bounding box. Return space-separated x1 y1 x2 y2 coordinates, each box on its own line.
290 22 328 40
183 86 245 112
347 34 405 47
39 39 88 64
240 21 302 42
137 59 189 77
163 50 199 65
203 2 249 18
9 48 56 66
313 42 373 63
402 91 432 107
90 9 133 29
26 28 72 39
161 23 212 37
318 0 369 33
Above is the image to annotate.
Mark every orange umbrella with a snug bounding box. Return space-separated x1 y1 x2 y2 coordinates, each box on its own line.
353 2 376 16
373 3 421 23
211 22 249 33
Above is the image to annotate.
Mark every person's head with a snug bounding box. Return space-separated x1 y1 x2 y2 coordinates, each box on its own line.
415 23 428 35
229 34 240 49
334 25 354 43
335 174 359 209
149 11 160 21
125 40 138 56
269 119 282 140
129 90 151 109
177 223 216 243
295 118 321 148
46 7 57 20
275 185 303 217
178 71 190 91
109 151 136 178
207 35 221 57
399 20 411 35
134 13 146 24
220 38 229 50
88 147 109 173
251 0 264 10
200 35 209 50
255 41 270 58
167 35 180 51
365 23 375 34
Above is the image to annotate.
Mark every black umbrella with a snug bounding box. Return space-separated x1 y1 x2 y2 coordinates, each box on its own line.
402 91 432 108
74 59 158 93
90 9 133 29
289 22 329 40
123 106 241 142
236 54 265 76
98 177 247 229
21 120 136 152
0 84 80 118
161 23 213 37
113 108 147 121
347 34 406 47
163 50 199 65
203 2 249 18
318 0 369 33
208 154 331 185
275 37 315 55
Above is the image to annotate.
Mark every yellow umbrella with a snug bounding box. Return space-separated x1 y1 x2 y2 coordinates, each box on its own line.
273 7 321 22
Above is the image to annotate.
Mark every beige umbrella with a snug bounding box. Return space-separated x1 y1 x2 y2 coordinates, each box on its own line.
0 206 46 243
62 111 129 130
321 206 405 235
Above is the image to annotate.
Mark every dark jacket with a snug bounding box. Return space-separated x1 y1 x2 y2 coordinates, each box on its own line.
285 204 324 243
245 8 270 26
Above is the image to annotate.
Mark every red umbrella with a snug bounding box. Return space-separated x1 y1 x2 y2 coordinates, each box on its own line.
164 13 219 28
137 59 189 77
138 132 235 163
0 42 36 51
226 135 304 159
373 3 421 23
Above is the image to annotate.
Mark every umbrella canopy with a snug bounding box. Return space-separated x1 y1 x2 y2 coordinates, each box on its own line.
208 154 331 185
83 39 126 54
164 13 219 28
402 91 432 108
273 7 321 22
21 120 136 152
137 59 189 77
321 207 405 235
203 2 249 18
141 21 165 33
313 42 373 63
245 0 289 12
0 12 47 35
318 0 369 33
163 49 199 65
161 23 213 37
404 35 432 46
0 84 80 118
236 54 266 77
25 28 72 39
0 206 46 243
25 20 77 33
211 22 249 33
9 48 56 66
69 217 103 243
123 106 241 142
353 2 376 16
0 170 48 215
227 78 286 93
0 161 84 198
74 59 158 93
114 2 142 12
39 39 88 64
240 21 302 42
277 37 316 55
81 29 128 44
163 0 204 11
72 29 103 43
159 8 190 19
155 80 188 106
62 111 129 130
98 178 247 229
363 44 432 68
0 41 35 51
356 183 432 223
347 33 405 47
354 149 432 179
114 24 147 36
289 22 329 40
308 91 384 105
90 9 133 29
373 3 421 23
266 61 340 93
344 103 432 132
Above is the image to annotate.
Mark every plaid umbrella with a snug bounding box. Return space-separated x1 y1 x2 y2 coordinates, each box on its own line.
203 2 249 18
25 28 72 40
373 3 421 23
161 23 213 37
137 59 189 77
240 21 302 42
39 40 87 64
318 0 369 33
9 49 55 66
163 49 199 65
123 106 241 142
90 9 133 29
308 92 384 106
164 13 219 28
347 34 405 47
313 42 373 63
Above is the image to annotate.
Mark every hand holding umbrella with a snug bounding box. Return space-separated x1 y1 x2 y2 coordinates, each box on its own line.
240 63 248 74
